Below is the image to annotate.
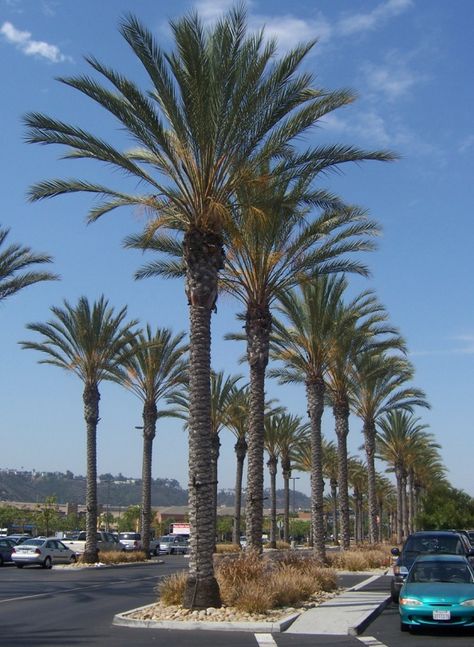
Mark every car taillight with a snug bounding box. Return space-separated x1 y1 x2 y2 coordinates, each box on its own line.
35 549 42 555
12 548 16 553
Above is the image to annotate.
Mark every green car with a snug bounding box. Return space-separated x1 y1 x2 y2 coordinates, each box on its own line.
399 554 474 631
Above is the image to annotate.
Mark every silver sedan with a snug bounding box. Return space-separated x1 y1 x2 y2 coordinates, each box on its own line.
11 537 77 568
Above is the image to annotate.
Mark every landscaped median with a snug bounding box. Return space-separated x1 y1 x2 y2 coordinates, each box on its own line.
113 545 391 633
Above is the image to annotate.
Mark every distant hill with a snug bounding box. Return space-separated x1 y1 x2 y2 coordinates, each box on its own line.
0 469 311 510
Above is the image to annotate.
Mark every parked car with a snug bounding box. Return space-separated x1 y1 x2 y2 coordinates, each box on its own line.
11 537 77 568
7 534 33 545
63 531 125 555
0 538 16 566
399 554 474 631
391 530 474 602
118 532 142 551
159 534 189 555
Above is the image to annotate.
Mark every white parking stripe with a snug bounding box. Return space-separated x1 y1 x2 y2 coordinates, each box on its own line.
254 633 277 646
357 637 389 647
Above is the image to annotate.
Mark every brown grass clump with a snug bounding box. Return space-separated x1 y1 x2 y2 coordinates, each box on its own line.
214 543 241 553
326 548 389 571
78 550 148 565
157 571 187 606
275 540 291 550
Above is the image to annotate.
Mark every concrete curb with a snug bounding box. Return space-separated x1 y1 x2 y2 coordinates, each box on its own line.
57 559 165 570
113 607 300 633
347 594 392 636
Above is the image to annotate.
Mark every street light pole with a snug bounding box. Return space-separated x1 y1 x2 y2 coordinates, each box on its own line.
290 476 300 514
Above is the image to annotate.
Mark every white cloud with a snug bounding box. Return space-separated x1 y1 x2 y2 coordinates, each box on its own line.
249 13 332 50
194 0 238 23
363 62 417 100
338 0 413 37
0 20 69 62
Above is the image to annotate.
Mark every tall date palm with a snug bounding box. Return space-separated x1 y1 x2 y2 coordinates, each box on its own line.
121 325 187 555
20 296 138 562
24 7 393 605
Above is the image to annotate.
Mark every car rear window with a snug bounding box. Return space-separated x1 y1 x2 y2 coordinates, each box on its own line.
404 536 463 554
119 533 140 540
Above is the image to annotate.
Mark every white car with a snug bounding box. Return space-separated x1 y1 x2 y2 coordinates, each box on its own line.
118 532 143 551
11 537 77 568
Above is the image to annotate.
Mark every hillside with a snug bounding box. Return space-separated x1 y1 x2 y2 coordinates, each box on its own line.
0 470 312 510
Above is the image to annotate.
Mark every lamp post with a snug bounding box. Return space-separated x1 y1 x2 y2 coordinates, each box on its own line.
290 476 300 514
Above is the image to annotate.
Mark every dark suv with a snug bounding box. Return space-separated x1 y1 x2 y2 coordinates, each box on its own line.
390 530 474 602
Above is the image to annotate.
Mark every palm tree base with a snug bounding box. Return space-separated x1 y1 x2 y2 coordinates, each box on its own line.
183 575 222 609
82 550 99 564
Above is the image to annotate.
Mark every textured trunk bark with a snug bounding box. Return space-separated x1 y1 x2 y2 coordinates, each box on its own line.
402 472 409 539
378 501 384 543
330 480 338 544
363 419 378 544
182 228 223 610
210 434 221 551
267 455 278 548
282 458 291 543
306 378 326 561
408 470 415 533
245 303 271 553
83 383 100 563
333 400 350 550
140 399 157 557
232 437 247 545
395 465 403 544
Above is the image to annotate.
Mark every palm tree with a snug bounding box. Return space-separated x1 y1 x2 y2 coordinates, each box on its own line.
171 370 242 547
264 410 283 548
374 474 396 542
121 325 187 555
376 410 436 543
273 413 310 542
269 275 348 560
225 385 250 546
326 289 400 549
24 7 393 606
0 226 57 303
348 457 367 543
350 350 429 543
20 296 138 562
323 440 339 544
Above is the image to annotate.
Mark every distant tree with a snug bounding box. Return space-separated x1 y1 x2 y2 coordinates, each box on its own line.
118 505 141 532
418 483 474 530
21 296 138 562
34 496 60 536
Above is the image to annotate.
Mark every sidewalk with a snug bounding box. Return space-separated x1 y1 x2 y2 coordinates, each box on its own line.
285 574 391 636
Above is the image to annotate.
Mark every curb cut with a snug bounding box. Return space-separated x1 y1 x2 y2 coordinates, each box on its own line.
113 607 300 633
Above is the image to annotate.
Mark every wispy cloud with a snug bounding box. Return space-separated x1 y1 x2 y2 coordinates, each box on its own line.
0 20 70 62
411 335 474 357
363 61 417 101
459 135 474 154
337 0 413 36
192 0 413 51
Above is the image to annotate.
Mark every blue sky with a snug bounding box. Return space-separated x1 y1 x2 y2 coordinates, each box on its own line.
1 0 473 499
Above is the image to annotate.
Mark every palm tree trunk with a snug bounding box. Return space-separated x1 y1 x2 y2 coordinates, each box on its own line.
378 500 384 543
282 459 291 543
306 378 326 561
402 472 409 539
333 400 351 550
83 383 100 563
408 470 415 533
267 455 278 548
245 302 271 552
395 464 403 544
363 419 378 544
182 228 223 610
140 400 157 557
210 434 221 551
330 480 338 543
232 437 247 545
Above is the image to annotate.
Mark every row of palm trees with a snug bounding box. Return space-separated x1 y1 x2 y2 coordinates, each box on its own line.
13 6 435 609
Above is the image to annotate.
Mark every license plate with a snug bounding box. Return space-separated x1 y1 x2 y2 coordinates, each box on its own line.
433 610 451 620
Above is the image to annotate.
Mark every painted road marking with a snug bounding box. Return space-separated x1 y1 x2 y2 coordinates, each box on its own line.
357 637 389 647
254 633 277 646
